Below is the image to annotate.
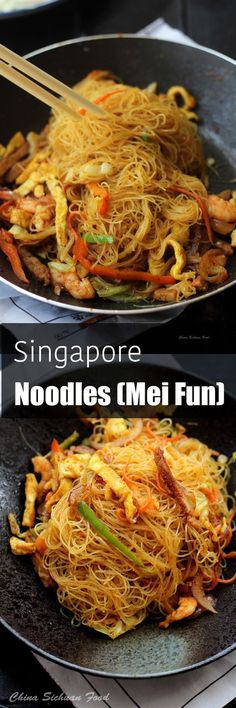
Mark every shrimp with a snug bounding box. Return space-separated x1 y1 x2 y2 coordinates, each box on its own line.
153 287 179 302
50 268 95 299
159 596 197 628
199 249 227 284
207 195 236 223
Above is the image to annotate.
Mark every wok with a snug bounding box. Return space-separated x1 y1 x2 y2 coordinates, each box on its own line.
0 35 235 315
0 363 236 677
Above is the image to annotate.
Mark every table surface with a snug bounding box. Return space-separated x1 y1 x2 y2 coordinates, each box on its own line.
1 1 236 706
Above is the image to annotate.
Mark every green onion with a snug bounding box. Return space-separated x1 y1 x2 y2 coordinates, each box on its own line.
228 451 236 465
78 501 144 567
61 431 79 450
140 132 152 142
83 234 113 244
48 261 75 272
45 430 79 458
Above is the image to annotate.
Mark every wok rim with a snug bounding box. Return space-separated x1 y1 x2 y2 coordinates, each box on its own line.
0 34 235 316
1 616 236 679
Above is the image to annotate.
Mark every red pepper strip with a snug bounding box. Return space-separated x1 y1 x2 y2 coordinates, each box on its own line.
88 264 176 284
169 185 214 244
51 438 62 453
94 88 126 104
0 229 28 283
68 213 91 269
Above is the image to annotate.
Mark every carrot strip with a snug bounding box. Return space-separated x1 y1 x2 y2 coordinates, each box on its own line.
51 438 62 453
35 535 47 556
116 508 130 522
145 421 157 438
0 229 28 283
123 474 156 513
89 264 176 284
88 182 110 216
94 88 126 104
169 185 214 244
201 487 220 503
68 213 91 269
170 434 186 443
217 572 236 584
222 551 236 559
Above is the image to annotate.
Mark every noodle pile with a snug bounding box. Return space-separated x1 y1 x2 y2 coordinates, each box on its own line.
1 70 236 302
9 418 236 638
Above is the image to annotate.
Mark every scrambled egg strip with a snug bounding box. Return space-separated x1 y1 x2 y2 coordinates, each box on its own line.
89 452 136 520
22 473 38 527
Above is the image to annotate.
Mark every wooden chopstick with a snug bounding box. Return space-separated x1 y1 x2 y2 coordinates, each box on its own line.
0 43 106 118
0 59 80 119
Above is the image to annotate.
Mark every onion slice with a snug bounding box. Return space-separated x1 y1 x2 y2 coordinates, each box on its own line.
90 419 143 449
191 573 217 613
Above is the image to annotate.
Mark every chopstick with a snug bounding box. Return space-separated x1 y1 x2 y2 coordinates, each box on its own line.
0 43 106 119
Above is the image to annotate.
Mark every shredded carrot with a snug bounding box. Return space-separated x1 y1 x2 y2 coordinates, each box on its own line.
169 185 214 244
51 438 62 453
87 70 105 78
88 182 110 216
94 88 126 104
68 213 90 269
116 508 130 522
170 434 186 443
0 229 28 283
222 551 236 559
35 535 47 556
217 572 236 584
123 474 157 513
201 487 220 503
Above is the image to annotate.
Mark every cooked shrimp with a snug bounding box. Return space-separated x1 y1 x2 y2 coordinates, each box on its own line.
199 249 227 283
50 269 95 299
153 287 179 302
159 596 197 628
207 195 236 222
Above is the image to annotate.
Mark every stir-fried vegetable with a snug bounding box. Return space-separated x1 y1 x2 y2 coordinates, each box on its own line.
83 234 113 244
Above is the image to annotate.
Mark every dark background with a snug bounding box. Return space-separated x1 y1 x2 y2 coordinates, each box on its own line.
0 0 235 59
0 1 236 706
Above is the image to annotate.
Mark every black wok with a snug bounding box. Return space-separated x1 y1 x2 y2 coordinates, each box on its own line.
0 363 236 677
0 35 235 315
